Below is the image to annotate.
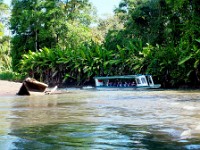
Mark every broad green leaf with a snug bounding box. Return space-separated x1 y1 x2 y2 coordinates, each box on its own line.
178 54 193 65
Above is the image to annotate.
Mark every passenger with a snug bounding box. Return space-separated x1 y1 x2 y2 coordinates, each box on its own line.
108 82 113 87
131 81 136 86
124 82 128 87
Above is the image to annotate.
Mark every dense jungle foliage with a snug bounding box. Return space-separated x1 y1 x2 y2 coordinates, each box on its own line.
0 0 10 71
1 0 200 88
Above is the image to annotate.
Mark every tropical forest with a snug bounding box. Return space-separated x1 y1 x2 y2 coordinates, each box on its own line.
0 0 200 88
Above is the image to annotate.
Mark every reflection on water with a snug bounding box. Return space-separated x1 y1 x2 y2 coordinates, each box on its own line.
9 123 196 150
1 90 200 149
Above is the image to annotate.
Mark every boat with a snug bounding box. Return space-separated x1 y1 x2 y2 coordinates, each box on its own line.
93 74 161 90
17 77 61 95
17 77 48 95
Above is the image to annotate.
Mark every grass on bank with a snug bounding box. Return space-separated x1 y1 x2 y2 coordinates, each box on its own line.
0 70 25 82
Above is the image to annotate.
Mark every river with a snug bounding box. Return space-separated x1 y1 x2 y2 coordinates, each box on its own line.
0 89 200 150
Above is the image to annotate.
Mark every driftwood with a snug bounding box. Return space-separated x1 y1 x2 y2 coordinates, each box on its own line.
44 86 58 94
17 78 48 96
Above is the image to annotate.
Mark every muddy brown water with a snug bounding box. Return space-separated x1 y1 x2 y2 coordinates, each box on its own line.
1 89 200 149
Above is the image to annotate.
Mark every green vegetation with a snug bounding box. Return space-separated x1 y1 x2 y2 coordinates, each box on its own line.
0 0 10 72
0 0 200 87
0 70 24 81
0 1 22 81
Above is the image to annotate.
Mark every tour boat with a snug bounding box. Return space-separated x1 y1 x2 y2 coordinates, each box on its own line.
94 74 161 90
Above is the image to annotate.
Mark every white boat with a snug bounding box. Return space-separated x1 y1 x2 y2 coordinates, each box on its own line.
94 74 161 90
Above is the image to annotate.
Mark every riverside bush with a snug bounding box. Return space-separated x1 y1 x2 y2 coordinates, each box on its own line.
0 71 25 82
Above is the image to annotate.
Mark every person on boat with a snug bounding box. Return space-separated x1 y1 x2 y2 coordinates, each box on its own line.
131 81 136 86
124 82 128 87
118 82 123 87
108 82 113 87
113 82 117 87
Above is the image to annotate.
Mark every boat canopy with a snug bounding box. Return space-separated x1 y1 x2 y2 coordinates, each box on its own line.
94 74 151 80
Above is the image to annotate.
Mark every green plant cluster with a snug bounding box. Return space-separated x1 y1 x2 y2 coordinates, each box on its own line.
104 0 200 87
0 70 24 81
0 1 11 72
18 44 127 86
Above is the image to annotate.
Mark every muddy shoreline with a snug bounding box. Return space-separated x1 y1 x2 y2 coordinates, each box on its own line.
0 80 22 96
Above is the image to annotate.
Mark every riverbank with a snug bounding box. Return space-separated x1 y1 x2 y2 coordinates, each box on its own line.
0 80 22 96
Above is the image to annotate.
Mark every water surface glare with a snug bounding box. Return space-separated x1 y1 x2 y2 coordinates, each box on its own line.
1 89 200 149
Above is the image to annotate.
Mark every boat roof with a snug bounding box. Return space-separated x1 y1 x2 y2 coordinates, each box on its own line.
94 74 151 80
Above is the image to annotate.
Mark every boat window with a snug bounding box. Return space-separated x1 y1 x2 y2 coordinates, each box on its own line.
149 79 152 84
141 78 146 84
147 77 152 84
136 78 141 84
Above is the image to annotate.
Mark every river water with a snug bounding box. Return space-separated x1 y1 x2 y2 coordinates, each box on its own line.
1 89 200 150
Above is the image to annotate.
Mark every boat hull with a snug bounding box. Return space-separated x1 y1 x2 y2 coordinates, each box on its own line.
94 84 161 91
17 78 48 96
